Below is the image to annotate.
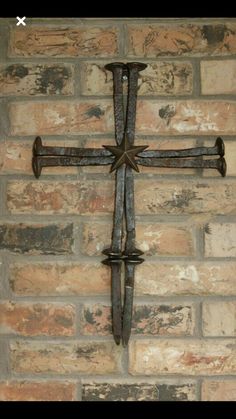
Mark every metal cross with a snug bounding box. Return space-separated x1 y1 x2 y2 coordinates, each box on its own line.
32 62 227 347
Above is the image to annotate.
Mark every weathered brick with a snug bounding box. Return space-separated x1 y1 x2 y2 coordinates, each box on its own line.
136 224 194 256
9 100 236 136
82 138 197 175
9 26 118 57
81 61 193 95
0 63 74 95
82 382 196 401
202 302 236 336
0 140 79 175
81 304 194 336
7 180 114 215
135 181 236 215
82 223 194 256
0 380 76 401
82 383 158 401
201 60 236 94
135 262 236 296
127 23 236 57
9 101 113 136
10 341 121 374
157 383 196 401
7 180 236 216
82 223 111 256
9 262 110 296
204 223 236 257
0 302 75 336
135 100 236 135
0 223 73 255
129 339 236 375
202 380 236 401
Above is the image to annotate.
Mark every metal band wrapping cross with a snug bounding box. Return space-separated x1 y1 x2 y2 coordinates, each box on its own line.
32 62 227 347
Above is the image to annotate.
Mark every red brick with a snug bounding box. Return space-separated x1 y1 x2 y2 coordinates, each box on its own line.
127 23 236 57
0 301 75 336
135 262 236 296
202 380 236 401
9 26 118 57
7 180 114 215
0 381 76 401
204 223 236 257
0 63 74 95
81 304 194 336
9 263 110 296
129 339 236 375
81 61 193 95
9 101 113 136
10 341 122 374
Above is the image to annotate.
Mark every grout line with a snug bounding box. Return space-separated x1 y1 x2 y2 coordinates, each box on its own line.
196 378 202 401
76 381 82 401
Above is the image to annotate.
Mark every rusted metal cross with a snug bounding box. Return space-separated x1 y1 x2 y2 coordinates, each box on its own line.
32 62 227 347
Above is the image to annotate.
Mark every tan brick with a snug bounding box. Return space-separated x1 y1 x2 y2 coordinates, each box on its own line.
82 138 197 175
135 100 236 135
82 382 196 401
82 222 194 257
225 142 236 176
201 60 236 94
9 101 113 136
7 180 114 215
202 380 236 401
10 341 122 374
0 380 76 401
204 223 236 257
10 100 236 136
136 224 194 256
0 223 73 255
0 139 81 175
0 63 74 95
135 181 236 215
9 263 110 296
0 301 75 336
135 262 236 296
81 61 193 95
202 302 236 336
127 24 236 57
9 26 118 57
129 339 236 375
81 303 194 336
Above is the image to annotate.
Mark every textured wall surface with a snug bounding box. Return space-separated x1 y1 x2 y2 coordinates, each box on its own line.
0 17 236 401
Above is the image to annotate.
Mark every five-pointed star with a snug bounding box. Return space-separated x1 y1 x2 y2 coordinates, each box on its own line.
103 136 148 172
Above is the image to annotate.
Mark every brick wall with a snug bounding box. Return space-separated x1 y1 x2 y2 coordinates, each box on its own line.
0 18 236 401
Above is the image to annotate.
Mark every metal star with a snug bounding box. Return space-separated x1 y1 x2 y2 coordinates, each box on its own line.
103 136 148 172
